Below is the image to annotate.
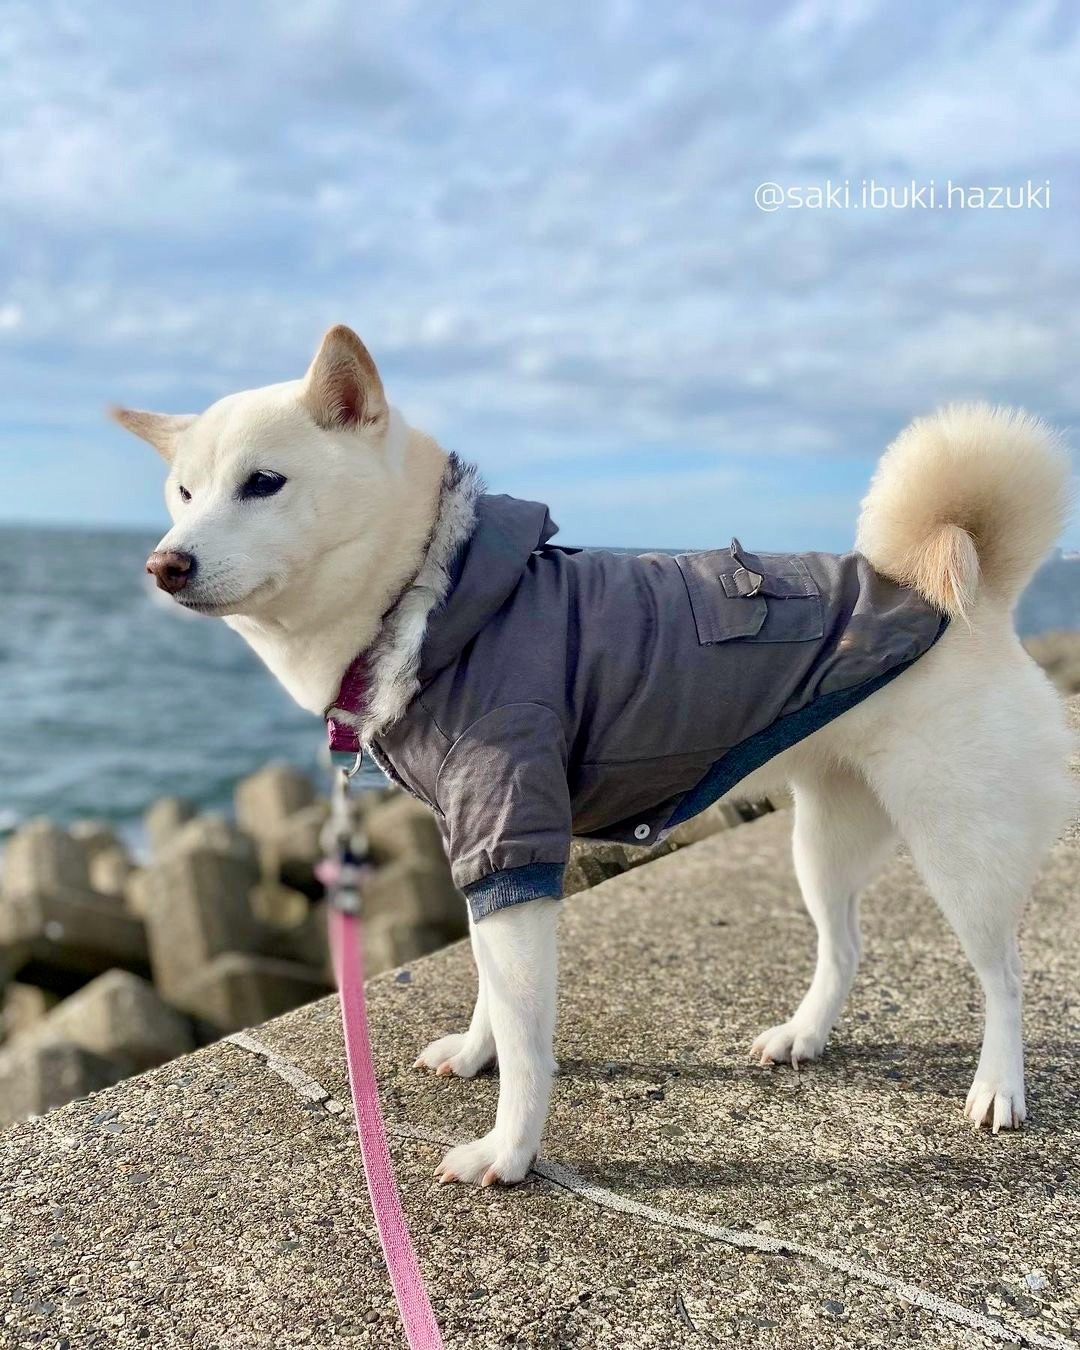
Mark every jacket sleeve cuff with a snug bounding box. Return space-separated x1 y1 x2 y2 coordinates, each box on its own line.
462 863 565 921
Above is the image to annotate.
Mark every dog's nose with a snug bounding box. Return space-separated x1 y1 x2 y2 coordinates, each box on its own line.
145 549 197 594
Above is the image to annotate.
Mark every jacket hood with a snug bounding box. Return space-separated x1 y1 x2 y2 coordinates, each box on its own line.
419 493 558 681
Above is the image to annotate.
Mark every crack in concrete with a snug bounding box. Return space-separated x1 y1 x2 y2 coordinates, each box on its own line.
674 1288 719 1344
228 1030 1078 1350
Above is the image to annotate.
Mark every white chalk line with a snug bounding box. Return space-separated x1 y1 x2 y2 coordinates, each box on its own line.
225 1030 346 1112
228 1032 1077 1350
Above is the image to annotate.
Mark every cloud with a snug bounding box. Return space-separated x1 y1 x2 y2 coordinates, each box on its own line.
0 0 1077 547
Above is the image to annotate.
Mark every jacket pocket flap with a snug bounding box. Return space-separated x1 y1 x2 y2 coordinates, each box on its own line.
720 539 818 599
676 543 825 645
676 552 767 643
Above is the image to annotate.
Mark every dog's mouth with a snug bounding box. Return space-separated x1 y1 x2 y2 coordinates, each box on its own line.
174 596 235 615
171 575 280 616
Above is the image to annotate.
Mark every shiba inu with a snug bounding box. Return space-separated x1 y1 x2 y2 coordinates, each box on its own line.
114 324 1074 1186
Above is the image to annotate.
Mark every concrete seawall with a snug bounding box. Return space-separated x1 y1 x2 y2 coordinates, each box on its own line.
0 761 771 1130
2 698 1078 1349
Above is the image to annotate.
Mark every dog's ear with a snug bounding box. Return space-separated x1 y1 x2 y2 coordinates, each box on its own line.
302 325 388 433
109 407 196 463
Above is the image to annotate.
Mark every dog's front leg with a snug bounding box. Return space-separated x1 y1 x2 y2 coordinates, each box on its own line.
434 897 558 1186
414 916 496 1077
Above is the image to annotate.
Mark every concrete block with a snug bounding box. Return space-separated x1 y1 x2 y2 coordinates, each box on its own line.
1 982 60 1041
363 916 447 976
88 845 135 900
564 839 644 895
37 970 194 1071
364 858 466 937
0 1037 126 1128
127 814 257 908
143 795 196 857
365 795 446 867
157 814 258 868
664 801 745 849
256 801 329 896
69 820 122 865
249 883 330 972
2 819 90 898
249 880 308 930
349 785 399 818
301 900 333 973
734 796 777 822
0 888 150 992
174 953 331 1030
139 848 261 1002
235 764 315 838
123 868 152 918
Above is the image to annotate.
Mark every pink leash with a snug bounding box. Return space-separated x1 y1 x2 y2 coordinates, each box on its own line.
323 756 445 1350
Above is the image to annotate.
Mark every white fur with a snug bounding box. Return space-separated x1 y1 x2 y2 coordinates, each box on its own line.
328 455 482 741
118 332 1075 1183
856 403 1072 621
426 901 559 1186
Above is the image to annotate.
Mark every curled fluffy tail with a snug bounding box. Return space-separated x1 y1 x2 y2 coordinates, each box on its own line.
856 403 1072 620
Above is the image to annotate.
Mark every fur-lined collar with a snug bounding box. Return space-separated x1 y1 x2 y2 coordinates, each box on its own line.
325 453 483 743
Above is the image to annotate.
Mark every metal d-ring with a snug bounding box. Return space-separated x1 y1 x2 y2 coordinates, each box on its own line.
329 748 364 778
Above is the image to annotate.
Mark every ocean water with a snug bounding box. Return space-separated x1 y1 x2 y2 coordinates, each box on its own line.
0 525 355 841
0 525 1076 841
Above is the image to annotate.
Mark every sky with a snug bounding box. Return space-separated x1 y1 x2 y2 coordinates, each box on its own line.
1 0 1078 551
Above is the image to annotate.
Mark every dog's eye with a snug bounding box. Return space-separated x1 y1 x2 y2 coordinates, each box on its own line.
239 470 287 500
178 485 191 503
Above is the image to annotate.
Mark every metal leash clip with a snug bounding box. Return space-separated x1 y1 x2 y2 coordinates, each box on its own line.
321 749 372 916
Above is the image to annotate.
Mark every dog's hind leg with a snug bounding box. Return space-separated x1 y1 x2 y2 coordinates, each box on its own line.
866 794 1053 1133
414 916 497 1077
933 888 1027 1134
869 794 1037 1132
859 678 1072 1132
752 768 897 1068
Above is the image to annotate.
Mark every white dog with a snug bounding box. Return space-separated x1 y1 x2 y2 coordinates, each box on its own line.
114 325 1074 1186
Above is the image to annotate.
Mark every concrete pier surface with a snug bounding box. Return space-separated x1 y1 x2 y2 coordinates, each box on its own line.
2 699 1078 1349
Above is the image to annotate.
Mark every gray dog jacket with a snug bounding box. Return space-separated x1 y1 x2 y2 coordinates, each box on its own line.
370 493 949 920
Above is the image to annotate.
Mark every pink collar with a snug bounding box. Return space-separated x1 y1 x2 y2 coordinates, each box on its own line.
325 654 370 755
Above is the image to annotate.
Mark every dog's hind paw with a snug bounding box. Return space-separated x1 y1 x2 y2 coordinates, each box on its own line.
413 1032 495 1079
751 1020 827 1070
964 1078 1026 1134
434 1132 534 1187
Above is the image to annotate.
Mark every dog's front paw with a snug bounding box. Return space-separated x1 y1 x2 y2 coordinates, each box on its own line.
751 1020 827 1070
434 1132 534 1187
413 1032 495 1079
965 1077 1026 1134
